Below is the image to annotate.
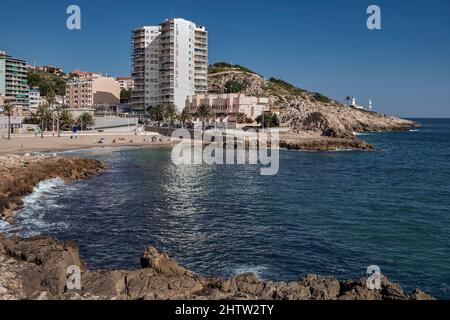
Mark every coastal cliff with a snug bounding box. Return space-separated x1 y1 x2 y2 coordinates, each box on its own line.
0 155 105 222
0 235 434 300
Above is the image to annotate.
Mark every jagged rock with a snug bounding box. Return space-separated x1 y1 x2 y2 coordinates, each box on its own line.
141 246 195 277
298 274 341 300
0 236 436 300
0 235 86 297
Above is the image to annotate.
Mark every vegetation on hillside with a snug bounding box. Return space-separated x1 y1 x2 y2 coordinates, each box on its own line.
268 78 307 95
208 62 257 75
208 62 334 107
28 71 67 96
256 112 280 128
225 80 245 93
312 92 332 104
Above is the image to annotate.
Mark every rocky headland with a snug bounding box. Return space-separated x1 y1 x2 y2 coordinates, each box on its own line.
0 154 105 222
208 64 420 150
0 235 434 300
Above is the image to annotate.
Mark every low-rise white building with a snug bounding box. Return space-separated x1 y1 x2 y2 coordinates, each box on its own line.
186 93 271 128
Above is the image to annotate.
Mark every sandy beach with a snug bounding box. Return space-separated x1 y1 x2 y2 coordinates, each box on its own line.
0 132 175 155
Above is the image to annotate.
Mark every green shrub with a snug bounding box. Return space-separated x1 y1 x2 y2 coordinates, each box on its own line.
312 92 332 104
269 78 306 95
208 62 257 75
225 81 245 93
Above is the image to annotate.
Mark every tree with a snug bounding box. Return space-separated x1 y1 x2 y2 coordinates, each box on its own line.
36 105 53 138
148 104 165 127
120 88 132 103
46 89 56 132
225 80 245 93
2 103 13 140
165 103 178 127
178 107 192 128
256 112 280 129
59 109 74 131
46 89 56 108
28 72 66 96
54 105 64 137
78 112 95 131
197 104 211 131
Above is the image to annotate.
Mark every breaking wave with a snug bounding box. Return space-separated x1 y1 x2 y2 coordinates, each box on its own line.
0 178 72 237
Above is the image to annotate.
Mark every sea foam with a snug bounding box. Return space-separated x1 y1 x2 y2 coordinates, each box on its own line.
1 178 71 237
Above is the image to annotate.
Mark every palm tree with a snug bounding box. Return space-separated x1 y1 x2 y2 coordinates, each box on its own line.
54 104 64 137
36 105 52 138
165 103 178 128
2 103 13 140
59 108 74 131
148 104 165 127
197 104 211 131
45 89 57 133
178 107 192 128
46 89 56 108
78 112 95 131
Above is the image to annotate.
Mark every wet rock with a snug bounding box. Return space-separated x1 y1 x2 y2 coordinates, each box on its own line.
280 137 373 151
0 155 105 221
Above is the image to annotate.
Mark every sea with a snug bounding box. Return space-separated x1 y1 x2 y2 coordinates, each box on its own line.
1 118 449 299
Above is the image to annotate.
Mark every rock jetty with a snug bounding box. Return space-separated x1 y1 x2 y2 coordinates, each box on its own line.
279 136 373 151
0 155 105 222
0 236 434 300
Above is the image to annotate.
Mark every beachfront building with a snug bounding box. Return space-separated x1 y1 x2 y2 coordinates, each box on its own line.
185 93 271 128
116 77 134 90
28 87 41 113
131 18 208 114
0 51 29 111
65 71 120 113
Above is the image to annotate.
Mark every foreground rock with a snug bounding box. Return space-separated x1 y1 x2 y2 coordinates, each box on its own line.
0 236 434 300
0 155 105 222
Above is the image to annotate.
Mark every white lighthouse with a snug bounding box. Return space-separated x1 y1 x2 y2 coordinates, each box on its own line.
369 99 373 110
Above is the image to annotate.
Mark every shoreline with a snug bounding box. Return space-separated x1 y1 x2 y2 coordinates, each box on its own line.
0 133 176 156
0 129 436 300
0 154 106 222
0 235 435 300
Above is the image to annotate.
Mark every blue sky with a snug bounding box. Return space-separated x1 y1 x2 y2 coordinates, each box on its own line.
1 0 449 117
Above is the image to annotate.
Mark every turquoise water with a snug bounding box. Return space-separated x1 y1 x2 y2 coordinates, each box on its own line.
2 119 450 298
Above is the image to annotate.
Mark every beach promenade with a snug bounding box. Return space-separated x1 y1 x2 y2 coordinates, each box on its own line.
0 132 174 155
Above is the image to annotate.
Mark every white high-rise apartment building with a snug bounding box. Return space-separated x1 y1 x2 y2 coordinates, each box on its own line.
131 18 208 113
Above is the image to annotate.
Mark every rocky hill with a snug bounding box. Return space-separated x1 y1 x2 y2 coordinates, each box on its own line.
208 63 419 138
